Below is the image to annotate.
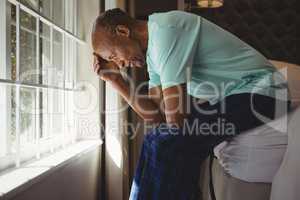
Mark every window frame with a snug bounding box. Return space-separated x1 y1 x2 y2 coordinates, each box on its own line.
0 0 85 172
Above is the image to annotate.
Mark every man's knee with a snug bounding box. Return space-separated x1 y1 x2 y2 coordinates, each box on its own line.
144 126 180 152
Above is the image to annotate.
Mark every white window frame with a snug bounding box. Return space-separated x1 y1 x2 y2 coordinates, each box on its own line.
0 0 85 172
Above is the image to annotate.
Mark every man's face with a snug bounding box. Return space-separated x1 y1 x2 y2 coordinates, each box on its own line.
93 28 145 69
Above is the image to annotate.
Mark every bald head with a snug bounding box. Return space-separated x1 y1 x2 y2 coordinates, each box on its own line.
91 9 146 69
92 8 132 51
92 8 134 34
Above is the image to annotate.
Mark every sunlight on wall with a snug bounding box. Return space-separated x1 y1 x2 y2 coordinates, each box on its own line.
0 140 101 196
106 134 122 168
105 83 122 169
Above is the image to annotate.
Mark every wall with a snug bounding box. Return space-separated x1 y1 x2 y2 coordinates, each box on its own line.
9 147 101 200
134 0 177 19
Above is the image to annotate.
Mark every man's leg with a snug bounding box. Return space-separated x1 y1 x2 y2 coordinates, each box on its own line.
130 93 287 200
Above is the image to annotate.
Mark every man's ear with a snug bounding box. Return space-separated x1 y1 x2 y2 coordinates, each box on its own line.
115 25 130 37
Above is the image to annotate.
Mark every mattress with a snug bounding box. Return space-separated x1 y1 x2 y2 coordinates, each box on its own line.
213 113 289 183
213 61 300 183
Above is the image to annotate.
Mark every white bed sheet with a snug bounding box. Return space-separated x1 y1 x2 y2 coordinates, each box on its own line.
214 114 289 183
214 60 300 183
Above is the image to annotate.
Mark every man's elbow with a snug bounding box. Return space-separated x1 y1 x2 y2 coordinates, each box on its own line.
142 112 165 124
165 112 186 127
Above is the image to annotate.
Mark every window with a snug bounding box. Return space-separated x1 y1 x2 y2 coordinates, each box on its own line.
0 0 84 172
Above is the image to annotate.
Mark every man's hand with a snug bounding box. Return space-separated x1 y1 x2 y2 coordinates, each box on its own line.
93 54 164 124
93 53 123 83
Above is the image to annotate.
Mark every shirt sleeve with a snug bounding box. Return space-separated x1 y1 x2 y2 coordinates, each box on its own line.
147 55 161 89
147 62 161 88
155 25 200 90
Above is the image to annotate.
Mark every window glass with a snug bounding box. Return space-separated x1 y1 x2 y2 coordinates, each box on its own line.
20 0 39 11
0 85 13 157
39 23 51 140
17 0 76 34
10 87 36 152
52 29 63 87
51 89 64 137
65 0 76 34
64 37 75 89
20 87 36 149
10 4 16 81
10 87 16 153
39 0 51 20
0 0 80 173
40 22 51 85
41 89 49 139
52 0 65 27
0 84 16 172
20 10 38 84
65 90 75 141
0 4 16 161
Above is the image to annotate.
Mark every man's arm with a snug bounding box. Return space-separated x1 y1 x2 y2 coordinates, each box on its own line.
149 86 165 117
93 55 164 124
162 84 187 127
109 77 165 124
93 54 190 126
112 80 189 127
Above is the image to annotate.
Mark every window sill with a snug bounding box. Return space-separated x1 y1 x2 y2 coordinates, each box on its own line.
0 139 102 200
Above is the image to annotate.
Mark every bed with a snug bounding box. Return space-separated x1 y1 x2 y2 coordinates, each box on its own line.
190 0 300 199
198 61 300 200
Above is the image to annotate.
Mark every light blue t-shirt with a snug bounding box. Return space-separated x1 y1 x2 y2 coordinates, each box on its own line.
146 11 287 105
